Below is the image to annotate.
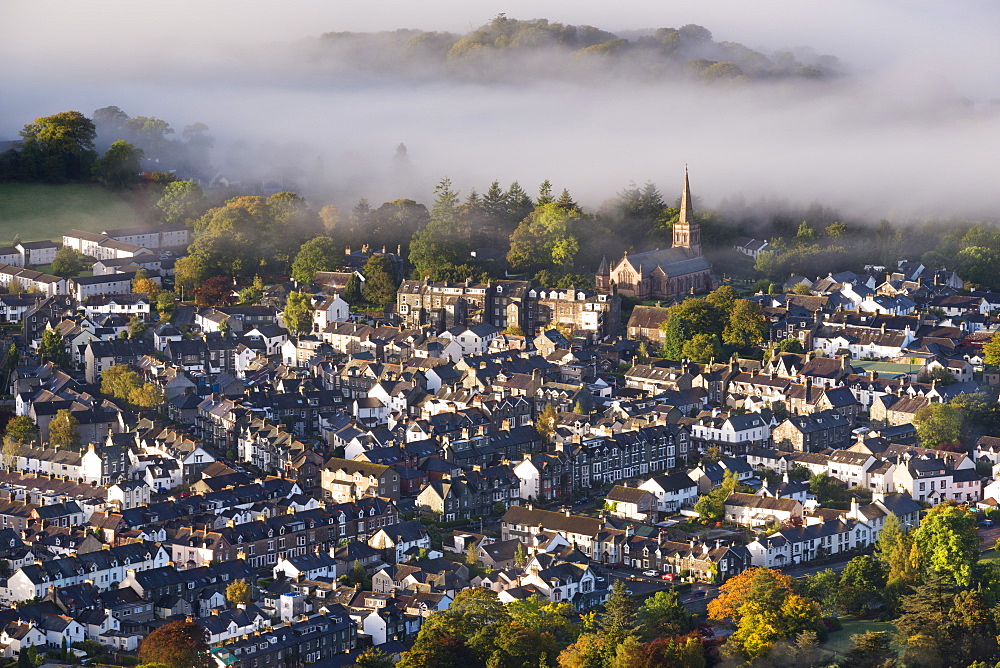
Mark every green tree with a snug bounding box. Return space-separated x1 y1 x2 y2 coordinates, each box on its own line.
238 276 265 305
283 291 313 335
38 329 70 367
18 110 97 182
600 580 638 661
658 297 725 360
344 273 363 304
4 416 36 445
50 246 84 278
93 140 144 189
291 236 344 284
917 366 957 386
895 574 997 667
361 254 398 307
695 469 739 524
794 221 818 243
826 222 849 238
911 503 979 587
156 181 207 226
723 299 768 351
837 555 887 613
774 338 804 353
225 579 251 606
913 402 964 448
353 649 394 668
843 631 897 668
138 620 212 668
409 178 467 278
682 333 721 363
514 542 527 568
48 409 80 449
507 203 583 272
637 588 694 639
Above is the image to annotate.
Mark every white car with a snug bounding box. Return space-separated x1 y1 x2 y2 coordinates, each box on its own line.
643 570 658 577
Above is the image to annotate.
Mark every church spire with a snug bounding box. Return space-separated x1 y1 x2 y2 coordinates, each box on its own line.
672 166 702 259
679 166 694 229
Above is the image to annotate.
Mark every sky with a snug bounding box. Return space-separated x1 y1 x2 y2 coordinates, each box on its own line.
1 0 998 219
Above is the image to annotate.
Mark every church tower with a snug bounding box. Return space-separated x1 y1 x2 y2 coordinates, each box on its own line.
672 168 702 259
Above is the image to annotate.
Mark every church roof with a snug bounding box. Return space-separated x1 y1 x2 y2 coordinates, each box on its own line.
618 248 712 276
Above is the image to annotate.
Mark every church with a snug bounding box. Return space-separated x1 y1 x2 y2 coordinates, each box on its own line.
595 169 716 300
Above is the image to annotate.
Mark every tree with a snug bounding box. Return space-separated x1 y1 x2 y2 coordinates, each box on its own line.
658 297 725 360
2 438 21 469
50 246 84 278
5 416 36 445
917 366 957 386
193 275 234 307
681 333 721 363
913 402 964 449
774 338 804 353
826 222 849 238
226 579 251 606
794 221 818 243
353 649 394 668
93 140 144 189
983 334 1000 370
19 110 97 182
409 178 467 278
637 588 693 639
283 292 313 335
129 383 165 410
507 203 583 272
127 316 147 340
238 276 265 305
38 329 70 367
911 503 979 587
708 567 822 661
132 270 160 297
156 181 206 225
514 542 527 568
723 299 768 351
844 631 897 668
695 469 738 524
291 236 344 284
361 254 398 307
101 365 143 402
536 403 558 444
343 272 363 304
838 555 887 613
155 291 178 320
895 573 997 667
600 580 638 661
138 620 212 668
48 409 80 449
465 542 478 567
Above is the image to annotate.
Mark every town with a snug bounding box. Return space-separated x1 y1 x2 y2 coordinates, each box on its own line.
2 9 1000 668
0 157 996 667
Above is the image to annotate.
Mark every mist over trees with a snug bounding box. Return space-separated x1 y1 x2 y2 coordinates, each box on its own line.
313 15 838 84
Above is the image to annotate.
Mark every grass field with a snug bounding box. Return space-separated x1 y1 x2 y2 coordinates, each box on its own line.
0 183 139 244
820 617 898 656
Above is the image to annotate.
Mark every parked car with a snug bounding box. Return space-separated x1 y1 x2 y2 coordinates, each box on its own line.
643 570 658 577
661 573 676 581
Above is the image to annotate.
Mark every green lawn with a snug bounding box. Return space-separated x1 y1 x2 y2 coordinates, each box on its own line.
820 617 898 656
0 183 138 244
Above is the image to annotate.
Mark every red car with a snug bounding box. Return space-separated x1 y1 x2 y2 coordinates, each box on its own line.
661 573 676 581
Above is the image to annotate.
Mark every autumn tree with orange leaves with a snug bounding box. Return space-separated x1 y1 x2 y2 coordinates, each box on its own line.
138 620 212 668
708 567 823 661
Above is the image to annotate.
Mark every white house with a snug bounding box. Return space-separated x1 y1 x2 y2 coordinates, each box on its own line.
440 324 499 361
637 472 700 512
